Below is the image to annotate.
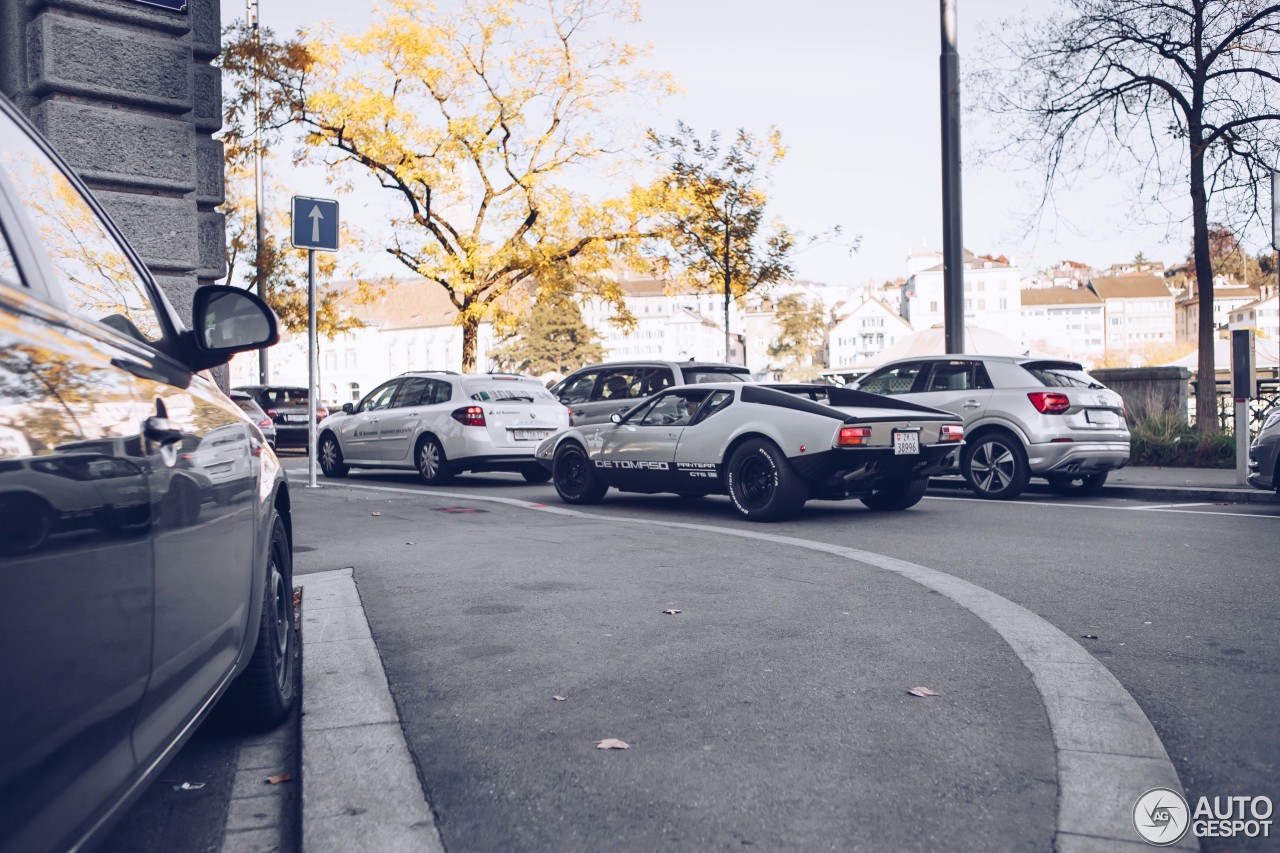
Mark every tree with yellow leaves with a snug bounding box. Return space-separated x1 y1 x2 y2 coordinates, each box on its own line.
221 0 672 370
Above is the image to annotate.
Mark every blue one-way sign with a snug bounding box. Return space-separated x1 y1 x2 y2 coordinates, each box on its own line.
291 196 340 252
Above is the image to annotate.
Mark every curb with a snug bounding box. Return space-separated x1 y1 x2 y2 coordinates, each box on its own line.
927 476 1278 505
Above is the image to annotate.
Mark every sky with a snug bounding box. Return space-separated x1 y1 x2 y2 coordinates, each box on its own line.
223 0 1231 287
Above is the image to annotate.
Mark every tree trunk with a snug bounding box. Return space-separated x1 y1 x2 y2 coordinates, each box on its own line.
1189 141 1219 435
723 228 732 363
460 313 479 372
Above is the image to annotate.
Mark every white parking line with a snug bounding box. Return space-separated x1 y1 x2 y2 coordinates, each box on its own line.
328 481 1196 852
925 494 1278 519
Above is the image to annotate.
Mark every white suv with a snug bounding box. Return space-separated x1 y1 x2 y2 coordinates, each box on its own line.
316 372 569 484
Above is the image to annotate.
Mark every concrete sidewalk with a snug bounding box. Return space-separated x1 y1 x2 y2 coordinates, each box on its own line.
932 465 1278 504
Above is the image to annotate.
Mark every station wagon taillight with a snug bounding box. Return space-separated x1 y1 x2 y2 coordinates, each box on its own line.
1027 392 1070 414
940 424 964 442
452 405 487 427
838 426 873 446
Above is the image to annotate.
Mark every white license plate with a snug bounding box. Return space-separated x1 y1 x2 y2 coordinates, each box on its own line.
893 430 920 455
1086 410 1119 427
283 414 308 423
513 429 551 441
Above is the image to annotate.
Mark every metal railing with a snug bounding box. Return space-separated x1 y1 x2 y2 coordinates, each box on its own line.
1189 379 1280 436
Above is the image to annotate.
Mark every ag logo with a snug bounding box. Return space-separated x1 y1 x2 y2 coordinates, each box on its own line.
1134 787 1190 845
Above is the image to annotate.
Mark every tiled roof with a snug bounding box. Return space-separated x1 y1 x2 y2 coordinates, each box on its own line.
1088 275 1172 300
1020 286 1102 306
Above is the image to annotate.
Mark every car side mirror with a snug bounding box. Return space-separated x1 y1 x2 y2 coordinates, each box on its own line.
187 286 279 370
341 402 354 414
610 412 623 424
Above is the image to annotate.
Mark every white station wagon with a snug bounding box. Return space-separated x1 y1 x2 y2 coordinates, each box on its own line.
316 372 569 484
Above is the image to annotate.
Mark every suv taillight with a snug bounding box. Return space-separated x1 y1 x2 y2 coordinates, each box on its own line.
1028 392 1070 414
316 407 329 420
940 424 964 442
452 405 487 427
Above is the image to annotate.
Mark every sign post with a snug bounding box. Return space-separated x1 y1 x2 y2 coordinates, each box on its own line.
1231 328 1255 486
291 196 340 489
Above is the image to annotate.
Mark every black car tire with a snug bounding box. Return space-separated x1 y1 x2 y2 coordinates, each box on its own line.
553 443 607 504
416 435 454 485
167 475 202 527
860 477 929 511
318 433 349 478
521 464 553 484
725 438 808 522
1045 472 1108 496
221 511 295 730
962 433 1031 500
0 493 51 555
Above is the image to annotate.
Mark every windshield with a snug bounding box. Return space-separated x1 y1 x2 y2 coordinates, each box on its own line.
465 382 552 402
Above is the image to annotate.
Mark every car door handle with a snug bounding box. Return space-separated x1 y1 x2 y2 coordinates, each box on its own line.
962 400 981 408
573 409 585 416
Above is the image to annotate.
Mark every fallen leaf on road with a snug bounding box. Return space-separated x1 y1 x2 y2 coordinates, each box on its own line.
906 687 939 698
553 695 567 702
265 773 292 785
174 782 205 791
661 609 682 615
371 512 381 517
1081 634 1099 640
595 738 629 749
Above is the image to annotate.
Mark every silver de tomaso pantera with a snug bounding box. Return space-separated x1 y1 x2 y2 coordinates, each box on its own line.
534 383 965 521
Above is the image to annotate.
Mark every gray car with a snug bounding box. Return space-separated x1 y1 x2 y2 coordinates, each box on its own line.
851 355 1130 499
551 360 752 426
1247 407 1280 492
232 389 277 449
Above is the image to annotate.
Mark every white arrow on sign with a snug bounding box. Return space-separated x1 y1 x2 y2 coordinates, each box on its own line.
308 205 324 243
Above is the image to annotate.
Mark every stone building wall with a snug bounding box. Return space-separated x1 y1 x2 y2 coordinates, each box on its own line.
0 0 224 323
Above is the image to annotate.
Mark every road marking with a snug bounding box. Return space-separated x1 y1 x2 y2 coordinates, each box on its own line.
327 482 1196 851
924 494 1278 519
298 568 445 853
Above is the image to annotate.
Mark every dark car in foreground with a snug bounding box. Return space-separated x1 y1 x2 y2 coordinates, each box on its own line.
1248 407 1280 492
537 383 963 521
0 94 294 853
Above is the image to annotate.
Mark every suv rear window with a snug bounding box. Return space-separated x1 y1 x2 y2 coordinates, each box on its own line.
1023 362 1101 388
682 367 750 384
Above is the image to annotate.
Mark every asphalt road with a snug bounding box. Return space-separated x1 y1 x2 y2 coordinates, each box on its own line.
287 466 1280 852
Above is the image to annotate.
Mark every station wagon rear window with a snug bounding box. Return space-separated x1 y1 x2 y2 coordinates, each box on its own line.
467 384 552 402
683 367 750 383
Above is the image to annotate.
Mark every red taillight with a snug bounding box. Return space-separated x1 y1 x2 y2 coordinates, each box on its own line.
566 406 574 427
838 426 873 446
1028 392 1070 414
265 408 277 418
258 417 271 427
316 408 329 420
940 424 964 442
452 405 487 427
